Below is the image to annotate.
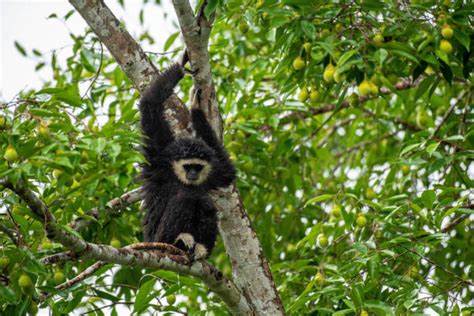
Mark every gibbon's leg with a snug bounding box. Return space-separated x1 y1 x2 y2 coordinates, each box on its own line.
139 64 184 158
191 109 236 188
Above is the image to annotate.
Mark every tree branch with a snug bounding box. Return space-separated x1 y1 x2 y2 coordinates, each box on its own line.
2 178 252 315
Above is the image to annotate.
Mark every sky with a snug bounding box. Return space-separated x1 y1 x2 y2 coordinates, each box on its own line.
0 0 178 101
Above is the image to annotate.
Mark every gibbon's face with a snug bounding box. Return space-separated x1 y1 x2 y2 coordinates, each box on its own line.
173 158 211 185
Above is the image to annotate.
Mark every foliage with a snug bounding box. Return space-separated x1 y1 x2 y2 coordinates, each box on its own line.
1 0 473 315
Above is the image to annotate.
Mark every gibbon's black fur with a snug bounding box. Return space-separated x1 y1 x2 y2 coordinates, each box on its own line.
139 64 235 260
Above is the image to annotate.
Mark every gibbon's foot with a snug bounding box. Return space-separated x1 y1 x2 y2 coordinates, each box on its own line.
175 233 195 251
184 67 198 76
192 243 208 261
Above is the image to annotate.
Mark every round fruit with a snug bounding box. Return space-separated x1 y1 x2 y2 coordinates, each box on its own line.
331 205 341 217
416 110 429 128
315 272 325 286
37 122 49 138
318 235 328 247
286 243 296 253
239 21 249 33
335 23 343 32
293 56 305 70
28 301 38 315
366 188 376 199
0 256 10 269
256 0 264 9
408 266 418 278
323 63 335 83
334 70 345 84
358 80 371 96
54 271 65 285
19 274 34 294
349 93 360 107
303 42 311 53
310 90 320 102
401 165 410 175
167 294 177 305
4 145 19 162
360 310 368 316
424 66 435 75
439 39 453 54
441 24 453 39
110 238 121 248
0 115 6 129
81 150 89 163
373 33 384 46
298 87 309 102
369 81 379 95
356 215 367 227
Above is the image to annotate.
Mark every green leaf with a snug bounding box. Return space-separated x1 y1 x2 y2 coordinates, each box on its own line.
14 41 27 56
304 194 334 207
421 190 436 209
164 32 180 51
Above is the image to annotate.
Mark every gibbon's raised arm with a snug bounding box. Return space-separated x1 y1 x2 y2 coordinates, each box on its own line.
139 64 184 160
191 109 236 189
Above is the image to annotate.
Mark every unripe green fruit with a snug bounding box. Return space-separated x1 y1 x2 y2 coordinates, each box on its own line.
439 39 453 54
356 215 367 227
110 238 121 248
167 294 177 305
28 301 38 315
441 24 453 39
408 266 418 278
323 63 335 83
19 274 34 294
310 90 320 102
53 169 63 179
293 57 305 70
401 165 410 175
373 33 384 46
54 271 65 285
349 93 360 107
37 122 49 138
256 0 264 9
360 310 368 316
366 188 376 199
369 80 379 95
331 205 341 217
0 256 10 269
4 145 19 162
0 115 6 129
315 272 325 286
239 21 249 33
416 110 429 128
298 87 309 102
286 243 296 253
303 42 311 53
318 235 328 247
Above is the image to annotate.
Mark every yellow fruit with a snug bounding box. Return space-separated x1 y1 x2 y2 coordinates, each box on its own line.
28 301 38 315
293 56 305 70
366 188 376 199
310 90 320 102
318 235 328 247
314 272 325 286
323 63 335 83
53 271 65 285
0 256 10 269
41 239 53 250
331 205 341 217
401 165 410 175
0 115 5 129
360 310 368 316
110 238 121 248
4 145 19 162
256 0 264 9
53 169 63 179
71 179 80 189
239 21 249 33
19 274 34 294
298 87 309 102
373 33 384 47
416 110 429 128
408 266 418 278
167 294 177 305
55 149 65 155
37 122 49 138
303 42 311 53
286 243 296 253
358 80 371 96
334 70 345 83
439 39 453 54
356 215 367 227
369 80 379 95
424 66 435 75
441 24 453 39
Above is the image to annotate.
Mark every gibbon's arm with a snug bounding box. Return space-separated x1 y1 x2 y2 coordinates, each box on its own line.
139 64 184 159
191 109 236 188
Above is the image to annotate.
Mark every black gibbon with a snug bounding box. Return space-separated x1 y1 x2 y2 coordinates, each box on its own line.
139 64 235 260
